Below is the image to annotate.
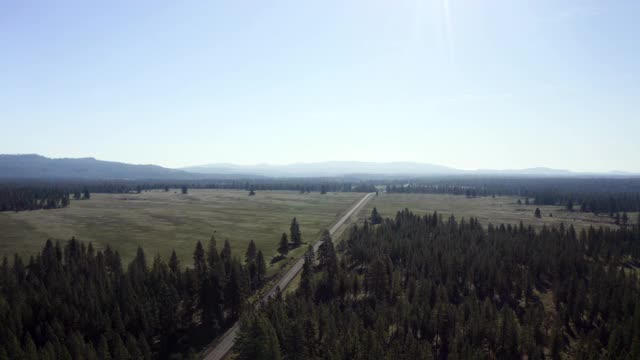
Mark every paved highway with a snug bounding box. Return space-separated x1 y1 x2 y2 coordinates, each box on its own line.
202 192 375 360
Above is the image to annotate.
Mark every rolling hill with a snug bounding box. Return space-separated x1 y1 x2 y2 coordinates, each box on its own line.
0 154 195 180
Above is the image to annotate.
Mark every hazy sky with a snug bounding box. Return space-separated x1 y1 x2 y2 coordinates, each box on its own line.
2 0 639 171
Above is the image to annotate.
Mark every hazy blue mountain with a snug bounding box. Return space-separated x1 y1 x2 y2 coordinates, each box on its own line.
0 154 195 180
182 161 466 177
2 155 635 180
183 161 637 178
474 167 576 176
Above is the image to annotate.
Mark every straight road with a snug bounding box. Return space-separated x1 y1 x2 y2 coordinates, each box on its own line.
202 192 375 360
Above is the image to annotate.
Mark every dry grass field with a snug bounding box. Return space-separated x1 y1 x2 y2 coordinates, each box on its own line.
0 189 363 268
357 193 634 230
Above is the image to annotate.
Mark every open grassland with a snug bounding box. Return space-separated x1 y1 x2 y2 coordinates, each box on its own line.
359 193 634 230
0 189 363 269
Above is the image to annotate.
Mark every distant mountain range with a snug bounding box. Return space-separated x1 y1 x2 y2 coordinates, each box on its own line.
0 154 195 180
182 161 465 177
0 155 636 180
182 161 637 178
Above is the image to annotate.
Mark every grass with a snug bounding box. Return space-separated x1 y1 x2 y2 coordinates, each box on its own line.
0 189 362 271
358 193 634 230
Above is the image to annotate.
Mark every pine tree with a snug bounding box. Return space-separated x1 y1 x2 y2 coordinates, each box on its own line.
290 217 302 247
225 259 246 320
245 240 257 264
278 233 289 257
550 326 563 360
300 246 314 299
221 239 232 275
566 199 574 211
169 250 180 273
318 230 336 273
193 241 207 282
207 235 222 271
534 208 541 218
110 334 130 360
125 334 142 359
370 207 382 225
23 334 38 360
366 258 389 300
236 313 282 360
256 250 266 286
97 335 111 360
138 335 151 360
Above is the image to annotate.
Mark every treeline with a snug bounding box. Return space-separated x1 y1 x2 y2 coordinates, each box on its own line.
0 185 90 212
385 177 640 215
2 178 376 197
237 210 640 359
0 235 264 359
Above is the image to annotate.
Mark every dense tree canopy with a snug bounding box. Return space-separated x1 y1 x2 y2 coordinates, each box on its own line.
0 234 267 359
385 177 640 216
239 209 640 359
0 185 82 212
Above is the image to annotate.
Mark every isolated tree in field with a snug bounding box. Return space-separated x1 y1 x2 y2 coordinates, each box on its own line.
181 185 188 194
61 194 70 207
249 189 256 196
525 198 530 205
370 207 382 225
534 208 541 218
290 218 302 247
83 187 90 200
517 199 522 205
278 233 289 257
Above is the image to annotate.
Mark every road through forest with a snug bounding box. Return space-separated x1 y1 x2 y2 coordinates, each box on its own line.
202 192 375 360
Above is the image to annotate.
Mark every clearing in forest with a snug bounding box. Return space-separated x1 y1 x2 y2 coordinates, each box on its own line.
0 189 362 268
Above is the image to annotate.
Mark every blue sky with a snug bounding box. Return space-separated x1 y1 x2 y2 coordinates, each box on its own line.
1 0 639 171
